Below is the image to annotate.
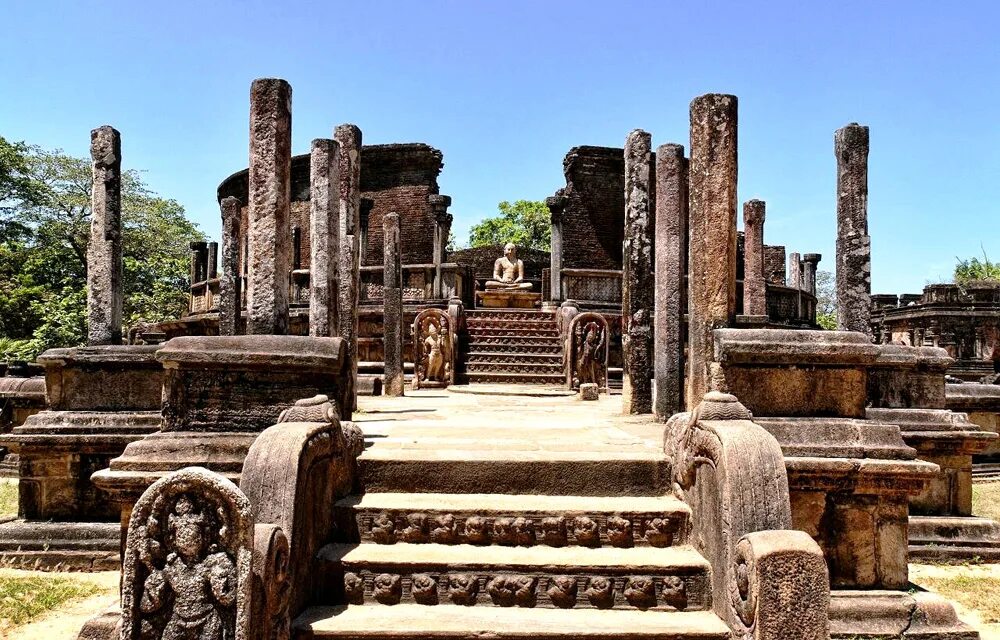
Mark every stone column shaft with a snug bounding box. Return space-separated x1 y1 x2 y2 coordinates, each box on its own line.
207 242 218 279
335 124 362 409
802 253 821 296
383 212 404 396
87 125 123 346
546 193 567 303
835 123 872 337
309 139 340 337
218 197 242 335
687 94 738 410
429 194 452 299
654 144 688 420
788 252 803 289
246 78 292 335
622 129 654 414
742 200 767 317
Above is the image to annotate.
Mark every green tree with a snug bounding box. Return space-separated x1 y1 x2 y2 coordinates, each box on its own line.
955 249 1000 285
815 269 837 330
0 142 203 361
469 200 550 252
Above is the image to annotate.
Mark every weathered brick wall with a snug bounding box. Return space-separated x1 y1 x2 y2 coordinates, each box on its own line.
217 143 444 272
764 244 787 285
560 146 626 270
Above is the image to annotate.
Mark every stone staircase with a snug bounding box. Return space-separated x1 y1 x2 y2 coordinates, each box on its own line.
293 433 731 640
459 310 565 385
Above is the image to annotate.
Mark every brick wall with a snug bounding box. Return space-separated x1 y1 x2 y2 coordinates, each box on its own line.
764 244 787 285
559 146 627 270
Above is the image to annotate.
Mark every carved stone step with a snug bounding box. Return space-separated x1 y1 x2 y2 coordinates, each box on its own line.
466 311 557 322
467 337 563 347
466 345 562 355
336 492 689 548
466 320 560 331
465 362 563 375
465 353 564 365
319 543 712 611
460 372 566 385
295 604 731 640
467 328 561 337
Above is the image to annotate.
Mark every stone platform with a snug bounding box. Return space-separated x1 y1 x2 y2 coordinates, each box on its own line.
475 290 541 309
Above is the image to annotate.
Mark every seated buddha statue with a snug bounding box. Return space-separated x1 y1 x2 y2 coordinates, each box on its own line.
485 243 534 290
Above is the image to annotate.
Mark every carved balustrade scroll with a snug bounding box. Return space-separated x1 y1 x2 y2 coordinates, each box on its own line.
565 312 610 391
411 309 455 390
664 392 830 640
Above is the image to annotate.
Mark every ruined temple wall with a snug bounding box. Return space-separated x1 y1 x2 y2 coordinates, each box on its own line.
764 245 787 285
560 146 627 270
217 143 443 273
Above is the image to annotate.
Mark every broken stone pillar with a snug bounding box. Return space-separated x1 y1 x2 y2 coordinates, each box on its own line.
742 199 767 317
835 123 871 337
801 253 822 296
546 193 567 303
87 126 123 346
382 212 404 397
207 242 218 279
686 94 738 409
654 143 687 420
335 124 362 409
309 138 340 337
788 252 802 289
622 129 654 415
247 78 292 335
218 197 242 336
189 241 208 284
429 194 452 299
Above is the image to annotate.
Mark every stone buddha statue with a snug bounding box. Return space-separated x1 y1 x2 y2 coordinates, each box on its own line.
485 243 534 290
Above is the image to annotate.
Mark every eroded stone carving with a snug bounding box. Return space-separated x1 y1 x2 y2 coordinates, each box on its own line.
624 576 657 609
448 574 479 605
644 518 674 548
412 573 439 605
412 309 454 390
572 516 599 547
371 512 395 544
401 513 428 543
566 312 610 391
373 573 402 604
488 575 536 607
276 394 339 425
607 516 633 547
547 576 578 609
463 516 489 544
585 576 615 609
343 572 364 604
430 514 459 543
121 467 252 640
540 517 567 547
661 575 687 611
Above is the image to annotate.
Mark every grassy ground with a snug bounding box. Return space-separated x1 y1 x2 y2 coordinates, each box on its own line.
911 563 1000 638
0 570 114 635
0 479 16 520
974 481 1000 521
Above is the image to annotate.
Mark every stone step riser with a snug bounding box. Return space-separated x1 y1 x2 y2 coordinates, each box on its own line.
466 346 562 354
339 509 688 549
466 313 556 321
332 568 709 612
465 364 563 374
466 339 563 348
466 353 562 361
467 330 561 338
459 374 565 385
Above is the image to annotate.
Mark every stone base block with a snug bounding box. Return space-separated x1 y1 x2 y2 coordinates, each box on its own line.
476 290 541 309
358 375 383 396
908 515 1000 563
830 589 979 638
0 520 120 571
580 383 599 400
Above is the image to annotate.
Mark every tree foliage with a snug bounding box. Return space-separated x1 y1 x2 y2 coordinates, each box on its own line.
815 269 837 330
469 200 550 252
955 249 1000 286
0 136 203 361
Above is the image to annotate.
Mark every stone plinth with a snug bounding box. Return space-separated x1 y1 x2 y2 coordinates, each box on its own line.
476 290 540 309
868 344 951 409
38 345 164 412
713 329 879 418
947 382 1000 457
157 335 351 432
0 375 45 433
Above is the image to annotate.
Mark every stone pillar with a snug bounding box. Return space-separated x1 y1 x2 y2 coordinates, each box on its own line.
87 125 123 346
622 129 654 415
383 212 404 397
788 252 802 289
742 200 767 317
686 94 738 410
246 78 292 335
546 193 567 303
189 241 207 285
430 194 453 299
336 124 363 409
359 199 372 267
219 197 242 336
835 123 871 337
654 144 688 420
801 253 822 296
207 242 218 279
309 138 340 337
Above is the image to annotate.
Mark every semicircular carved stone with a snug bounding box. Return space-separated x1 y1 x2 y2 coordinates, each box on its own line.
121 467 253 640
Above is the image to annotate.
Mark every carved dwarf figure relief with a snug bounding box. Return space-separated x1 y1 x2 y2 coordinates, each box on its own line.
122 467 252 640
486 243 533 290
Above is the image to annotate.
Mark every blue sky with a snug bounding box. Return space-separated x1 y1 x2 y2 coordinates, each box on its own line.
2 1 997 294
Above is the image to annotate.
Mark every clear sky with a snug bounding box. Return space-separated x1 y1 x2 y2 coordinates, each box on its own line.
2 1 997 295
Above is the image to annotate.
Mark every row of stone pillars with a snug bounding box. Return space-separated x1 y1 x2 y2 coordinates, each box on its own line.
619 95 871 419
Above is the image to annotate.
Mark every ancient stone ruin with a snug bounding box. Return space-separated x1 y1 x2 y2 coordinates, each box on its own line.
1 78 998 640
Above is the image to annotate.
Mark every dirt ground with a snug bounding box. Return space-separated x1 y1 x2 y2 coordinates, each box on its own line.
1 569 117 640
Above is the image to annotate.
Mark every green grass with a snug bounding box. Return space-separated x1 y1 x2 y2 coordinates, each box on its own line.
0 573 106 630
0 480 16 520
974 482 1000 522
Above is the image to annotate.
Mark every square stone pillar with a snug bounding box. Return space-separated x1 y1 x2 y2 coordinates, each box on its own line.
802 253 822 297
309 138 340 337
189 241 208 284
546 193 567 304
686 94 738 410
218 197 242 336
383 213 404 396
429 194 452 299
622 130 654 415
742 199 767 317
335 124 362 410
207 242 218 279
246 78 292 335
835 123 871 337
87 126 123 346
653 143 687 420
